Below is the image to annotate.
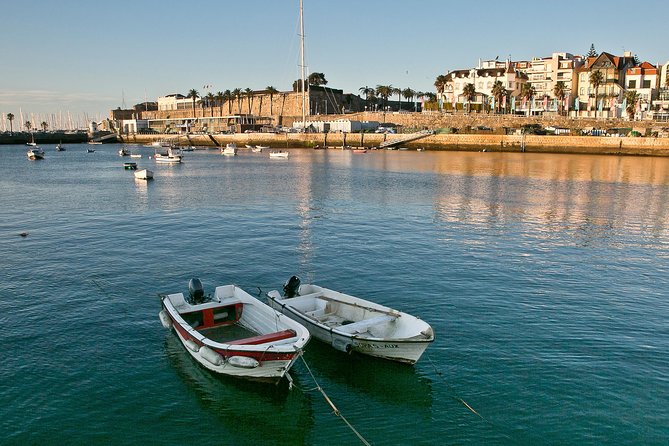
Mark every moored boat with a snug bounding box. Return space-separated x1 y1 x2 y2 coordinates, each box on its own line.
159 279 310 383
27 148 45 160
56 142 65 151
134 169 154 180
123 162 137 170
154 147 183 164
269 150 289 159
222 143 237 156
119 148 130 156
267 276 434 364
255 145 270 150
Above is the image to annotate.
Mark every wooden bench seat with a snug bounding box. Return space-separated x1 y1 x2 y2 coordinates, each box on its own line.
335 315 396 334
227 329 296 345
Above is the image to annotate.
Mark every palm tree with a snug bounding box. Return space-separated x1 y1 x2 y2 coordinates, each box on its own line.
244 88 253 114
491 81 507 114
223 89 233 114
187 89 199 117
6 113 14 134
265 86 278 115
402 88 416 112
462 83 476 114
392 87 401 110
434 74 448 110
232 88 242 114
624 90 639 120
308 72 328 86
552 81 567 115
205 93 215 116
359 86 374 110
215 91 224 117
24 121 32 132
375 85 393 121
520 83 536 116
589 70 604 116
41 121 48 132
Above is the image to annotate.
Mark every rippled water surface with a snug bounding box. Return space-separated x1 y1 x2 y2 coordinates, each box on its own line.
1 143 668 445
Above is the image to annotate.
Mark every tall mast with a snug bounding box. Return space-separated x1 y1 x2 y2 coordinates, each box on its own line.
299 0 306 129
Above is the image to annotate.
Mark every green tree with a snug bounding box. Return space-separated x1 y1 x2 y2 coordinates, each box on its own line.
520 83 536 116
244 88 254 114
308 72 328 86
40 121 48 132
589 70 604 116
586 44 598 58
6 113 14 134
434 74 448 110
187 89 199 117
462 83 476 113
624 90 639 120
205 93 215 116
24 121 32 131
223 89 233 114
491 80 507 114
375 85 393 119
232 88 243 114
266 86 278 115
552 81 567 115
402 88 416 112
359 86 374 109
215 91 224 116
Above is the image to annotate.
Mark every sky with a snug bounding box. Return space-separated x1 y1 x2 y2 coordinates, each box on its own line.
1 0 668 122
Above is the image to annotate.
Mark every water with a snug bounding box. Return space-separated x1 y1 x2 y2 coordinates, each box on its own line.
1 143 668 445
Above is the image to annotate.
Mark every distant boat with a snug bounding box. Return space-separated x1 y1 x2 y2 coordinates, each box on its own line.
134 169 154 180
352 149 367 154
89 141 103 145
130 153 142 158
245 144 255 149
181 146 195 152
251 147 263 153
27 148 45 160
123 162 137 170
269 150 289 159
119 148 130 156
26 134 37 146
55 142 65 151
154 147 183 164
256 145 270 150
222 143 237 156
87 148 96 153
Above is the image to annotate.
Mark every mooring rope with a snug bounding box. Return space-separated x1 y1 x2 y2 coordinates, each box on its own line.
426 354 484 419
299 356 372 446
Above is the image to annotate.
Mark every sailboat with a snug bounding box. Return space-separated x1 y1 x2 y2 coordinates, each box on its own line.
26 133 37 146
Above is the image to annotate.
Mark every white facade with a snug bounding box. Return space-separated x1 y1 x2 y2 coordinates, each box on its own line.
297 119 378 133
526 53 583 99
158 94 198 111
120 119 149 133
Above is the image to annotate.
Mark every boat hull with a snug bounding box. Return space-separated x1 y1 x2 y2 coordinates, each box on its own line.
267 285 434 364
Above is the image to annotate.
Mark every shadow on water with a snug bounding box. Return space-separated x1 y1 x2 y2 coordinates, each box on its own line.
163 335 313 445
298 339 433 409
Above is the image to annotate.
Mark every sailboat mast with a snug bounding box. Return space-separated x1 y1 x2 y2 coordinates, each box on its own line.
299 0 306 129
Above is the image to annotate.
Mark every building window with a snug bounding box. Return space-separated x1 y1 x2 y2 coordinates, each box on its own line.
628 80 637 88
642 80 651 88
580 87 584 95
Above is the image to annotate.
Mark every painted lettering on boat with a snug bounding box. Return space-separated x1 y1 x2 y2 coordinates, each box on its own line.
357 343 399 350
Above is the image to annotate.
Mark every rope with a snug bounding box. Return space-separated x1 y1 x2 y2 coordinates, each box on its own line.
426 354 484 419
299 356 372 446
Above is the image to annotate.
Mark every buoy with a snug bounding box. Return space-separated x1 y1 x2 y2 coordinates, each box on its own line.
158 310 172 329
200 346 223 366
228 356 259 369
19 232 29 237
185 339 200 352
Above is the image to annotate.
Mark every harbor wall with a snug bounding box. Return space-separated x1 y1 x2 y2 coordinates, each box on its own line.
118 132 669 156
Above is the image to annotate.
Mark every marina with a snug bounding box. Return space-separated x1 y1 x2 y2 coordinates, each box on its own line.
1 143 668 444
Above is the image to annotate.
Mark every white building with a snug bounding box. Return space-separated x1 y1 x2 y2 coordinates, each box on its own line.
157 94 198 111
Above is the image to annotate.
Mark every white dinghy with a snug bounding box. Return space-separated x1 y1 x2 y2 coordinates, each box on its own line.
267 276 434 364
160 279 310 384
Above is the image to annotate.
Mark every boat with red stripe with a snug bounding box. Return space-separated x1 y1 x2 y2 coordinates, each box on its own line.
159 279 310 384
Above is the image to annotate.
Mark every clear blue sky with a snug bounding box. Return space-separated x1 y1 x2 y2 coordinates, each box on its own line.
1 0 667 120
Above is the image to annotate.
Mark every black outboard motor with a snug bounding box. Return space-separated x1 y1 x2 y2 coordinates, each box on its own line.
283 276 301 298
188 278 206 304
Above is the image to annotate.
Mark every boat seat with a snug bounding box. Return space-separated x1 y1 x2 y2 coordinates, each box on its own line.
335 315 396 334
227 329 296 345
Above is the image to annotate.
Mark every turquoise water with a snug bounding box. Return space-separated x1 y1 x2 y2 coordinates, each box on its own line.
1 143 668 445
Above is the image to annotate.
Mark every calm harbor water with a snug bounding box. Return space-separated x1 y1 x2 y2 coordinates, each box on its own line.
1 143 668 445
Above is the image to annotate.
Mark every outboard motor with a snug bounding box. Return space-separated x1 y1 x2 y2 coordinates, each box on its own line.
283 276 301 298
188 278 206 304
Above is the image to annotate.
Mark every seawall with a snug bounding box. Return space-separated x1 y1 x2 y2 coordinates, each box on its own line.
119 132 669 156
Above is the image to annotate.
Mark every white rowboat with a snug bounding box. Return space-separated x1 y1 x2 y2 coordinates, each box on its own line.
267 277 434 364
134 169 154 180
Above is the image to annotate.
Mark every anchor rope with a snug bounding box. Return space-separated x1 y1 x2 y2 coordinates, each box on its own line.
299 356 372 446
426 354 484 419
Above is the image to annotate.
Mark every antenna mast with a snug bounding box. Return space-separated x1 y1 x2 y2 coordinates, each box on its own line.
299 0 306 129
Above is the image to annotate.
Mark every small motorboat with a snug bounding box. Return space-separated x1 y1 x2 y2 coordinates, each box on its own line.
27 148 45 160
154 147 183 164
222 143 237 156
269 150 289 159
130 153 142 158
123 162 137 170
119 148 130 156
251 147 263 153
267 276 434 364
255 145 270 150
134 169 154 180
87 148 96 153
245 144 255 149
159 279 311 383
55 142 65 151
352 149 367 154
